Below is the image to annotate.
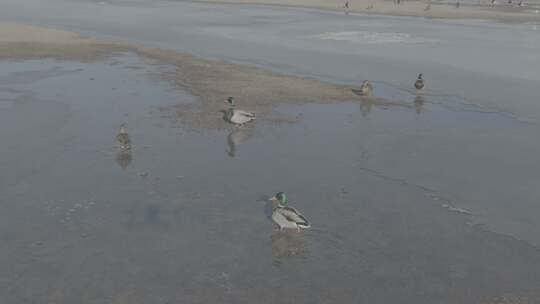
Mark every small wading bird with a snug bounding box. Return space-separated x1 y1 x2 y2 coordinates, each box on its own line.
414 73 425 93
269 192 311 231
116 123 131 150
222 97 256 126
359 80 374 97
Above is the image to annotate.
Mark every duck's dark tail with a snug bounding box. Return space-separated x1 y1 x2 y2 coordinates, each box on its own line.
297 214 311 229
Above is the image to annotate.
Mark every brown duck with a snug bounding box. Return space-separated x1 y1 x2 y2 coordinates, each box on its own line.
414 74 425 92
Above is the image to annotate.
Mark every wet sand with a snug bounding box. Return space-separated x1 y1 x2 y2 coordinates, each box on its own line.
196 0 540 22
0 23 363 130
136 47 357 129
0 23 126 60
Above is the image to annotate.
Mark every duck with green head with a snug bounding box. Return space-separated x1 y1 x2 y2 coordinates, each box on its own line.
269 192 310 230
222 97 256 126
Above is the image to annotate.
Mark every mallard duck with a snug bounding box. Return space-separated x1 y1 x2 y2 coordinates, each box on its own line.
414 73 425 92
116 123 131 150
359 80 373 97
222 97 256 126
269 192 310 230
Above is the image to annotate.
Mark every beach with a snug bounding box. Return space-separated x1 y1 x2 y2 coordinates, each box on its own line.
196 0 540 22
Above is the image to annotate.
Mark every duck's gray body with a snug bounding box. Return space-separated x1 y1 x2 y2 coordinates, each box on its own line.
272 205 311 230
359 80 373 97
225 108 256 125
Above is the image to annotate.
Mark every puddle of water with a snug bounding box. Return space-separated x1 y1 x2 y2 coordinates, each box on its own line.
1 53 540 303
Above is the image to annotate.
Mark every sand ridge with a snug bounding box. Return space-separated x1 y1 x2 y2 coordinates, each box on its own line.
0 23 129 60
0 23 391 130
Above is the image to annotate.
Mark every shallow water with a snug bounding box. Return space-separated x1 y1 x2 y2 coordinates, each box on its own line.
1 53 540 303
2 3 539 247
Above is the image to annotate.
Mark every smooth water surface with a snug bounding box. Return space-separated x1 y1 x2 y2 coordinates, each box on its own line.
1 53 540 303
1 1 540 245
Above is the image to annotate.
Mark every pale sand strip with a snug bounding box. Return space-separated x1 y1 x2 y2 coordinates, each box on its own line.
196 0 540 22
0 23 130 60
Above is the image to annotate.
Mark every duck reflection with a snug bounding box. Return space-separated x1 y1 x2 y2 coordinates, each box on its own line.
126 203 174 231
354 86 425 116
271 230 308 266
359 98 374 117
115 150 132 170
226 127 253 158
414 95 424 114
145 204 160 223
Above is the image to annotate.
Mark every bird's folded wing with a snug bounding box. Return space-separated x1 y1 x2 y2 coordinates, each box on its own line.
279 207 307 225
272 211 299 229
236 110 255 117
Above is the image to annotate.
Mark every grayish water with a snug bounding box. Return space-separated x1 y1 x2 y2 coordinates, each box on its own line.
2 0 540 302
1 52 540 303
2 0 540 244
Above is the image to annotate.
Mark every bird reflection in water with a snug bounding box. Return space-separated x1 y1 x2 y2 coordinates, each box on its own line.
359 98 374 117
353 84 375 117
126 203 175 231
115 150 132 170
414 95 424 114
226 127 253 158
271 230 308 267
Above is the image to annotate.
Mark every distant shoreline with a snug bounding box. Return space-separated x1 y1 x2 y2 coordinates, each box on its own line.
194 0 540 22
